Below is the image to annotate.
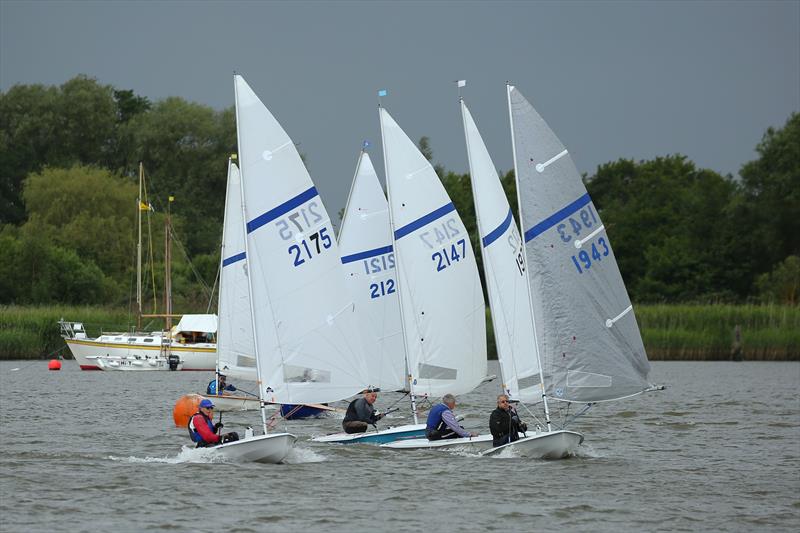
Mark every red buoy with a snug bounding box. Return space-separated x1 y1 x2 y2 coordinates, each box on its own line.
48 359 62 371
173 394 203 427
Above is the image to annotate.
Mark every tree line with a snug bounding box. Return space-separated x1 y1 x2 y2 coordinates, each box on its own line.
0 75 797 311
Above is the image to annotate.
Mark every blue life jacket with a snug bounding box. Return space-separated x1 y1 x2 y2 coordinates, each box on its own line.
207 380 236 395
187 412 215 443
426 403 449 431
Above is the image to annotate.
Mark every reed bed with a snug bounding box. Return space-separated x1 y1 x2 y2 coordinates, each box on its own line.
0 305 134 359
2 304 798 361
636 304 800 361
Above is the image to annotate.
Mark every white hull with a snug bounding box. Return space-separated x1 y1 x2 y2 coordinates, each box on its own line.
212 433 296 463
381 433 495 452
202 393 263 412
65 338 215 371
96 355 182 371
312 424 426 445
480 430 584 459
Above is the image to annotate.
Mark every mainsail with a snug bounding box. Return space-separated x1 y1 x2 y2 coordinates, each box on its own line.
379 107 486 398
339 150 407 392
508 85 651 403
233 75 370 405
216 159 257 381
460 100 542 404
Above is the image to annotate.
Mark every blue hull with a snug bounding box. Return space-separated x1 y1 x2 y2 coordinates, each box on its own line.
280 404 327 419
337 428 427 444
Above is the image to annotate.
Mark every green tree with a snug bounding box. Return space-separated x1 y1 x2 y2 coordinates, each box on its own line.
737 113 800 279
756 255 800 305
22 165 137 290
586 155 742 302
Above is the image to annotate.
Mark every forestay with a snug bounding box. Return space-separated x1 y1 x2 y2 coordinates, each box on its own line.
233 75 370 405
379 107 486 398
461 100 541 404
216 160 257 381
508 85 651 403
339 151 407 392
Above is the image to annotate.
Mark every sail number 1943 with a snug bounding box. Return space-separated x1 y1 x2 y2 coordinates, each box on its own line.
571 237 609 274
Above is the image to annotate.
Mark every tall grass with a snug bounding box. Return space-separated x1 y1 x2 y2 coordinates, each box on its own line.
2 304 798 361
0 305 135 359
636 304 800 361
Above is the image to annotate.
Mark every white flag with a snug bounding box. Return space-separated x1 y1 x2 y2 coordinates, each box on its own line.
457 80 466 88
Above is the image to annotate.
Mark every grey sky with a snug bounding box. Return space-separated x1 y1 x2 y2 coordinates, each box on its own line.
2 0 798 217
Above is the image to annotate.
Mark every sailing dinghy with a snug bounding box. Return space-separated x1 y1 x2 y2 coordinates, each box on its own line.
202 75 372 461
474 84 652 458
312 148 425 444
204 158 337 418
459 94 582 458
372 101 490 451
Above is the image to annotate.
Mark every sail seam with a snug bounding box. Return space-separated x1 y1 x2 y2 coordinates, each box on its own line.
222 251 246 267
524 193 592 242
482 208 513 248
246 186 319 234
340 245 394 264
393 202 455 240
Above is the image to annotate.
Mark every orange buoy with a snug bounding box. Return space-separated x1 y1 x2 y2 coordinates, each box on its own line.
173 394 203 427
48 359 61 371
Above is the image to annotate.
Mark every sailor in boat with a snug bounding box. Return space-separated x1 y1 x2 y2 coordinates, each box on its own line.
489 394 528 447
188 399 239 447
207 373 237 396
426 394 478 440
341 388 385 434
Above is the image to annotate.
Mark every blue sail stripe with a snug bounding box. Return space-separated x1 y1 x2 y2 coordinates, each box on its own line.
340 245 394 264
394 203 455 240
246 186 319 234
482 208 514 248
222 252 246 267
524 193 592 242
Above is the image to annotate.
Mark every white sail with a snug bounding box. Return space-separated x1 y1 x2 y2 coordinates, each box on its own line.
233 75 370 405
508 85 651 403
379 107 486 398
460 100 541 404
216 160 257 381
339 151 407 392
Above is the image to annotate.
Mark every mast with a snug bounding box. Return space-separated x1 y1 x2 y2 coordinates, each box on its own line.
506 83 552 432
234 77 270 435
136 162 143 331
163 195 174 357
378 99 418 424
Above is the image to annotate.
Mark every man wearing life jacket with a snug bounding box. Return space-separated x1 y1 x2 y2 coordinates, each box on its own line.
188 399 239 447
342 388 384 434
426 393 477 440
207 373 237 396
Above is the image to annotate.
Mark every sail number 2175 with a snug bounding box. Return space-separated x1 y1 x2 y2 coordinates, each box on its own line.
288 227 333 267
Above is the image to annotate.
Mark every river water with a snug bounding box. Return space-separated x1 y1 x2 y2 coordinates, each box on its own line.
0 360 797 532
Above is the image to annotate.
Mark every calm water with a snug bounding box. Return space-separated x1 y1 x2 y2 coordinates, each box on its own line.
0 360 798 532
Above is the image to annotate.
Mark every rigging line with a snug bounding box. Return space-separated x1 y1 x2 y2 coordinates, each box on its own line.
168 226 213 299
384 391 410 412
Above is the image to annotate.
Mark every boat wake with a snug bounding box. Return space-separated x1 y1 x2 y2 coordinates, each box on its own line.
282 446 327 464
109 446 227 464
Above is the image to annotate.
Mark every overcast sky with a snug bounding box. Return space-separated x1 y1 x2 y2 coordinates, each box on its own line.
2 0 798 216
